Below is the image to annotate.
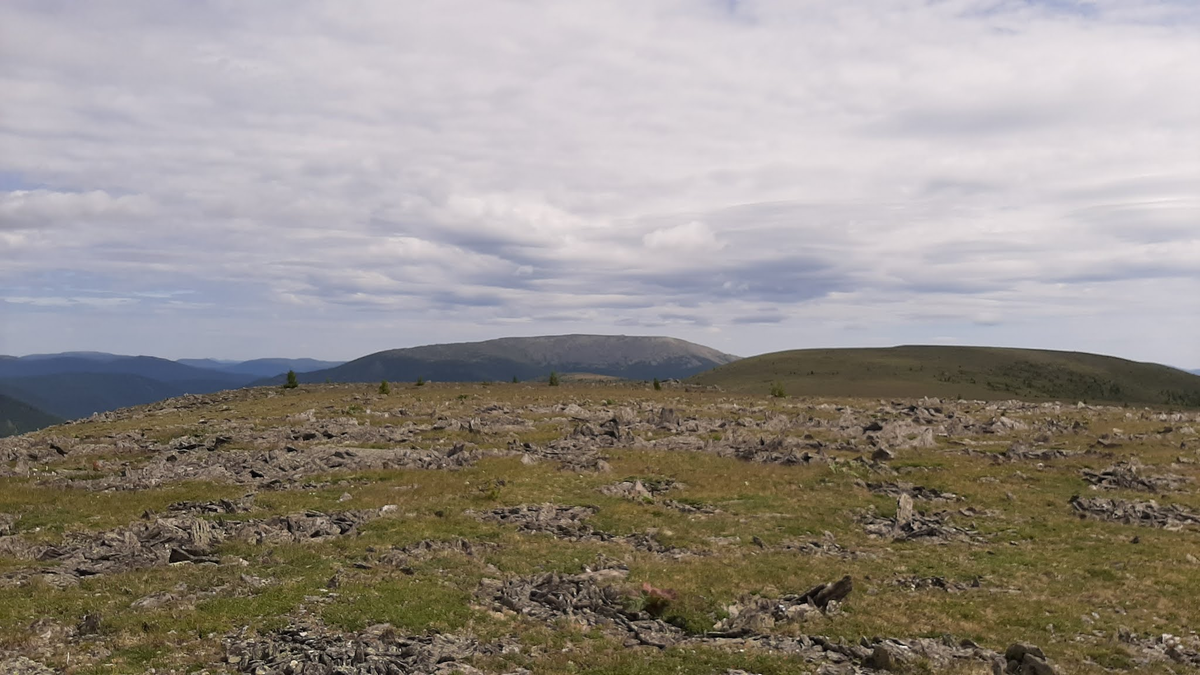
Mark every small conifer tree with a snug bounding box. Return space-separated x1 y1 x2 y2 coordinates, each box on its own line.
379 380 390 395
512 375 519 383
416 376 425 387
653 377 662 391
548 371 560 387
284 370 299 389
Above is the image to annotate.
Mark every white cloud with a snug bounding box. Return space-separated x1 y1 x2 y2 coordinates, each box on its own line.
643 221 722 251
0 190 153 230
0 0 1196 365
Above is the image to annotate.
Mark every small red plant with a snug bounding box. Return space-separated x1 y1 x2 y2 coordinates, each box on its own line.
640 582 677 617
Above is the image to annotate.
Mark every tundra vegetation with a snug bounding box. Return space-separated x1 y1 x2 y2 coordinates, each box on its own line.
0 381 1198 674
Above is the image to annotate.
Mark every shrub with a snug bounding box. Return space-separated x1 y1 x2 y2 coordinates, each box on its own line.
283 370 299 389
512 375 519 383
769 381 786 398
548 371 560 387
653 377 662 391
416 376 425 387
379 380 390 395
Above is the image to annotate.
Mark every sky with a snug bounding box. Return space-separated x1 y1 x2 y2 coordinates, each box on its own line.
1 0 1198 366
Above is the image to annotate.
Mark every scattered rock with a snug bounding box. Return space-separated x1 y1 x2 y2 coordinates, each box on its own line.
863 481 960 502
1069 496 1200 530
601 479 665 500
479 568 686 648
1116 629 1200 667
711 593 818 635
0 512 20 536
1004 643 1057 674
862 497 983 543
167 493 256 514
225 622 513 675
1081 460 1189 492
469 503 687 556
471 503 599 539
376 538 483 572
1 508 383 586
0 656 56 675
894 575 980 592
778 537 877 561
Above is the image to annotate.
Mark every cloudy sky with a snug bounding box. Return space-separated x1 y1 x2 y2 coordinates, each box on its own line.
1 0 1197 366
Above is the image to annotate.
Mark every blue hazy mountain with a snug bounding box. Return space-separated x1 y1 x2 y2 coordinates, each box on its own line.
176 358 343 378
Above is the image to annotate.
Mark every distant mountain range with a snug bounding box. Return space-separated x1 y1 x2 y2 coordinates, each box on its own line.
0 393 63 438
0 336 736 432
264 335 740 386
1 338 1193 438
176 358 344 378
0 354 342 428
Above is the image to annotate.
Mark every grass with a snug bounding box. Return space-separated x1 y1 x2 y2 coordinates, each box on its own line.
690 345 1200 406
0 382 1198 673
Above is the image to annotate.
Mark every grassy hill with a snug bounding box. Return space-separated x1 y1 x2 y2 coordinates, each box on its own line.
691 345 1200 406
0 393 61 437
277 335 739 385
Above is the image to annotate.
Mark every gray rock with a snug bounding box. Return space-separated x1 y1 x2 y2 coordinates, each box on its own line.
895 494 914 530
0 656 56 675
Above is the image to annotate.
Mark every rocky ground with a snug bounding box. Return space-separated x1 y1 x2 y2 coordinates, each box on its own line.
1 382 1199 674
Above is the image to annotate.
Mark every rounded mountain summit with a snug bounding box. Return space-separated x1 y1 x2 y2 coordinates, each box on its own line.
270 335 740 385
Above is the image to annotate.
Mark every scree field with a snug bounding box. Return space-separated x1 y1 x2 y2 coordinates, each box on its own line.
1 381 1198 674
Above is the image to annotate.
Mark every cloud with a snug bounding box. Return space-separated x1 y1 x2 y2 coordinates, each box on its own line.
643 221 723 251
0 189 153 230
0 0 1196 366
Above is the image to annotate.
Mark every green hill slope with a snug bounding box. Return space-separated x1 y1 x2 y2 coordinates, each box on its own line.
690 345 1200 405
267 335 739 385
0 393 62 437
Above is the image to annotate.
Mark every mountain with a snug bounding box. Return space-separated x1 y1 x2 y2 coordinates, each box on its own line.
17 351 128 362
690 345 1200 406
0 372 250 420
0 393 62 437
0 355 252 385
271 335 739 385
177 358 344 378
175 358 238 369
0 355 254 421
